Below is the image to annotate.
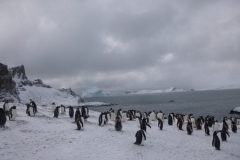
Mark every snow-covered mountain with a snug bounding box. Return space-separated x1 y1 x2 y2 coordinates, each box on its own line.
81 86 112 98
125 87 185 95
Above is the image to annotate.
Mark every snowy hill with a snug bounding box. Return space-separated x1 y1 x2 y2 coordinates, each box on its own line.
125 87 185 94
0 103 240 160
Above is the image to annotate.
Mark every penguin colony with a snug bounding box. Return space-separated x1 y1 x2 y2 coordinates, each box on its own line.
1 102 240 150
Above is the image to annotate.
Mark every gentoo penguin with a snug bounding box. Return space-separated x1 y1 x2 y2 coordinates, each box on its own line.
149 110 156 122
8 106 17 121
141 118 151 132
3 101 10 114
186 120 193 135
99 112 105 126
200 116 205 124
212 131 221 150
231 120 237 133
30 99 37 113
221 127 230 141
104 112 109 124
134 130 146 146
60 105 66 114
0 108 7 128
212 116 215 125
136 116 142 128
69 106 74 118
26 104 34 116
177 116 184 130
135 111 142 120
191 116 196 128
110 109 115 121
195 117 202 130
227 117 232 129
117 108 122 119
81 106 89 119
128 110 134 120
157 118 163 130
213 120 220 132
206 116 212 128
75 108 81 122
168 113 174 125
157 111 164 121
76 115 84 131
51 102 57 112
115 116 122 131
121 111 127 122
53 106 60 118
204 121 210 135
222 117 228 130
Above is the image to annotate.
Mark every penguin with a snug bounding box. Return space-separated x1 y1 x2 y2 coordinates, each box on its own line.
51 102 57 112
99 112 105 126
168 114 173 125
26 104 34 117
222 117 228 130
60 105 66 114
195 117 202 130
104 112 109 124
144 112 148 119
117 108 122 119
30 99 37 113
204 120 210 135
212 116 215 125
227 117 232 129
128 110 134 120
221 127 230 141
115 116 122 131
140 118 151 132
200 116 205 124
191 116 196 128
8 106 17 121
157 118 163 130
135 111 142 120
121 111 127 122
0 108 7 128
81 106 89 119
53 106 60 118
76 115 84 131
207 116 213 128
149 110 156 122
3 101 10 114
136 116 142 128
213 120 220 132
177 117 184 130
74 108 81 122
186 120 193 135
69 106 74 118
212 131 221 150
134 130 146 146
157 111 164 121
231 120 237 133
110 109 115 121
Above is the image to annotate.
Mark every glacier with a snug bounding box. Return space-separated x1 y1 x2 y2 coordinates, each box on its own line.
81 86 112 98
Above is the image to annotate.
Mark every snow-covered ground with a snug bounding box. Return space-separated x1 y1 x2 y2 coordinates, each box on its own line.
1 103 240 160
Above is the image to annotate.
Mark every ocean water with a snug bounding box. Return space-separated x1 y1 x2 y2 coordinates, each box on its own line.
86 89 240 121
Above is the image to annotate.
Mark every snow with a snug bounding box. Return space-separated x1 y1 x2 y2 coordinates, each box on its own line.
233 106 240 112
1 103 240 160
82 86 112 98
126 87 185 94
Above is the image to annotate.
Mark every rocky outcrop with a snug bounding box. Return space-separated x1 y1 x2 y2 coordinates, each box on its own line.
58 88 84 103
0 63 20 102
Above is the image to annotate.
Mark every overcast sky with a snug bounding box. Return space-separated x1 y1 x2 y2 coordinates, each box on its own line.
1 0 240 94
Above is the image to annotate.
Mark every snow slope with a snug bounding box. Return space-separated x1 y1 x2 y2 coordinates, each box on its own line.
82 86 111 98
0 103 240 160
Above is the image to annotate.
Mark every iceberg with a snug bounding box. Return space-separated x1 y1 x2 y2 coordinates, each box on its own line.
81 86 112 98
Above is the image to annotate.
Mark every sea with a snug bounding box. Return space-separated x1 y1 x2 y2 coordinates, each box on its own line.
85 89 240 121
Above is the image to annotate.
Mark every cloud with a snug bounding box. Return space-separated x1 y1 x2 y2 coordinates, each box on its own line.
1 0 240 94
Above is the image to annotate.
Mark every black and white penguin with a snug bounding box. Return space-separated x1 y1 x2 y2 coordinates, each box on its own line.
75 108 81 122
168 113 174 125
186 120 193 135
76 115 84 131
69 106 74 118
115 116 122 131
135 111 142 120
195 117 202 130
134 130 146 146
110 109 115 121
121 111 127 122
3 101 10 114
157 111 164 121
51 102 57 112
117 108 122 120
157 118 163 130
60 105 66 114
212 131 221 150
104 112 109 124
136 116 142 128
30 99 37 113
128 110 134 120
221 127 230 141
0 108 7 128
99 112 105 126
231 120 237 133
149 110 156 123
222 117 229 131
26 104 34 117
140 118 151 132
207 116 213 128
191 116 196 128
204 120 210 135
177 117 184 130
81 106 89 119
53 106 60 118
8 106 17 121
213 120 220 132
